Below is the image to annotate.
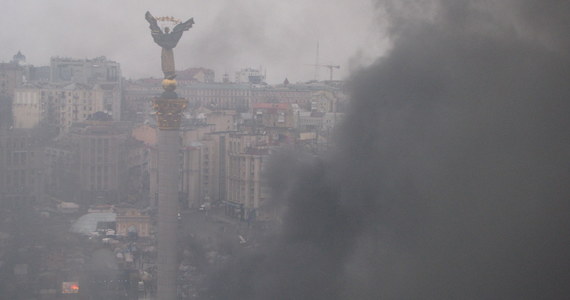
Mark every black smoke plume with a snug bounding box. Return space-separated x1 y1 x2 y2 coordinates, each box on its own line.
208 1 570 299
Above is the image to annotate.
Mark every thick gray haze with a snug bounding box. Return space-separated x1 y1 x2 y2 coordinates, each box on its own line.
208 0 570 299
1 0 384 83
4 0 569 298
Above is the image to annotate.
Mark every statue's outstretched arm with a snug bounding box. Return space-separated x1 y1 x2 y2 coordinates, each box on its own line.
173 17 195 33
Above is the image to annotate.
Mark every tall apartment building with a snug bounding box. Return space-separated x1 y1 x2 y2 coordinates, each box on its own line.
180 141 201 209
180 129 239 209
13 82 105 133
11 85 42 129
136 111 238 209
50 56 122 120
178 129 272 220
202 132 231 206
125 139 150 204
226 133 271 221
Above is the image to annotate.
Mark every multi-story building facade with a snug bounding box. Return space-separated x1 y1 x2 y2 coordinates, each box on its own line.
0 62 23 96
125 139 150 204
226 133 271 220
310 89 341 113
194 131 231 207
50 56 122 120
252 102 297 128
13 82 106 133
11 85 43 129
252 85 313 110
178 83 252 112
179 125 218 208
0 62 23 129
44 139 78 203
177 67 215 83
50 56 121 85
69 112 132 204
0 128 45 208
235 67 265 84
125 75 348 221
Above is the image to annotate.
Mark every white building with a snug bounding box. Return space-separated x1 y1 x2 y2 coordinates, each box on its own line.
235 68 265 84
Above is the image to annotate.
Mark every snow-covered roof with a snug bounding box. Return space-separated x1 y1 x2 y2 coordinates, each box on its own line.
70 212 116 235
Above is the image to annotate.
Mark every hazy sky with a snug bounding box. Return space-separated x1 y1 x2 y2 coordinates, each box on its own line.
0 0 387 83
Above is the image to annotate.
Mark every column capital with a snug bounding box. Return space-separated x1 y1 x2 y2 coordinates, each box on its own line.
152 98 188 130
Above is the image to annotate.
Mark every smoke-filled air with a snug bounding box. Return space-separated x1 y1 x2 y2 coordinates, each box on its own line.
207 0 570 299
1 0 569 299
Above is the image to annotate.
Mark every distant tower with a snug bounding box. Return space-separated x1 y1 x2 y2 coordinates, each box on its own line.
12 51 26 65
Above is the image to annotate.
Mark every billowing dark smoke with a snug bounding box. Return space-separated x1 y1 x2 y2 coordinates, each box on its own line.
208 1 570 299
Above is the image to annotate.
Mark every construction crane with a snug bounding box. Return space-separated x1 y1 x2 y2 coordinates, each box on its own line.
321 64 340 81
307 64 340 81
306 42 341 81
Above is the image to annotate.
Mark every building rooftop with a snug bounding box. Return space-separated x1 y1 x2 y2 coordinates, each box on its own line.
70 212 117 235
253 103 291 110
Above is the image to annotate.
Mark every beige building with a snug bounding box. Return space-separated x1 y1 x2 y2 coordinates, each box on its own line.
56 84 106 132
13 83 105 133
12 86 42 129
180 140 207 209
252 102 296 128
177 83 252 112
310 89 340 113
180 131 232 209
226 133 271 220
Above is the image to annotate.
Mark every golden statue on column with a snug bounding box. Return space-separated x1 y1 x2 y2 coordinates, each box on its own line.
145 11 192 129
